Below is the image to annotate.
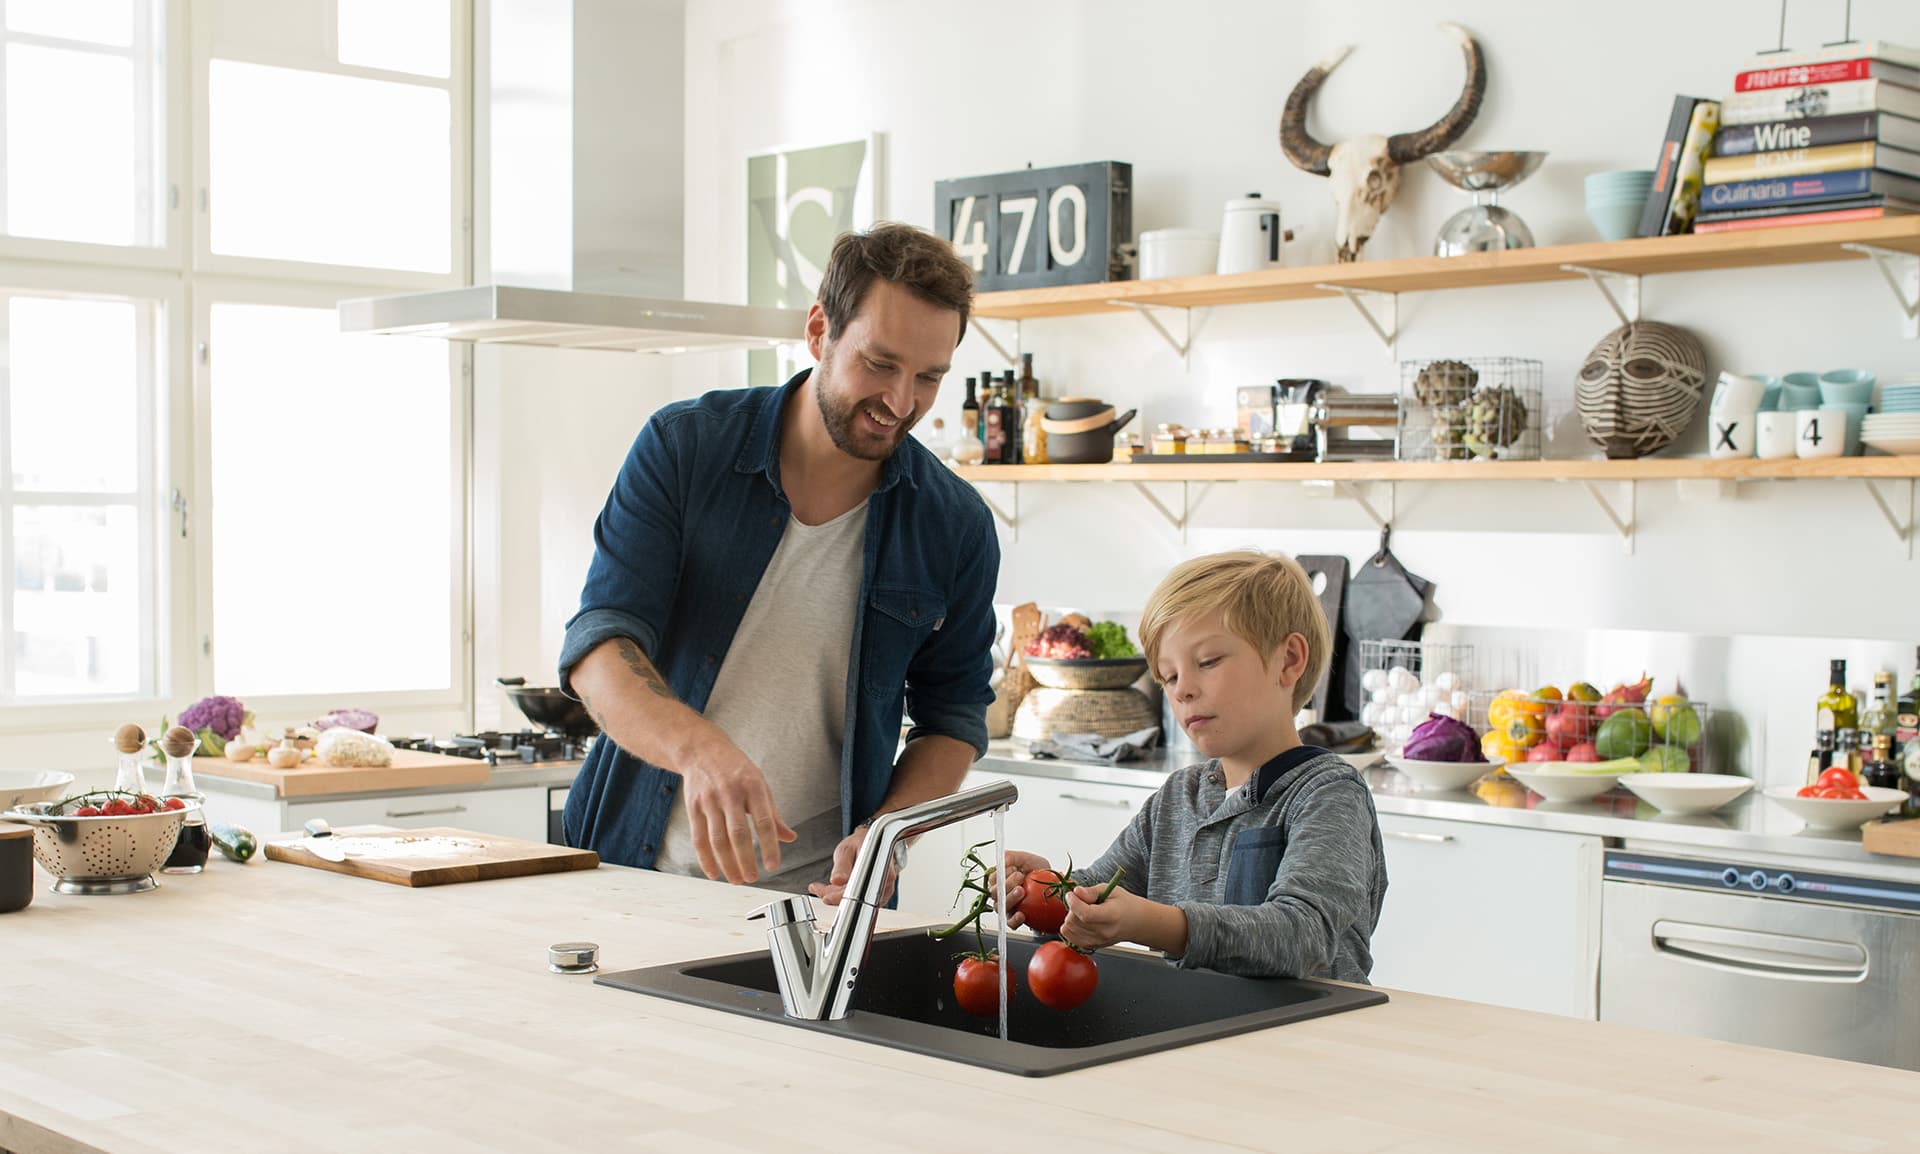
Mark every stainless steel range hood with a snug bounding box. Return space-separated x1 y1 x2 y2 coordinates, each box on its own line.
338 285 803 354
340 0 805 355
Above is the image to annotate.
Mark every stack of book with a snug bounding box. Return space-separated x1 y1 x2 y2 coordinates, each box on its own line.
1696 41 1920 233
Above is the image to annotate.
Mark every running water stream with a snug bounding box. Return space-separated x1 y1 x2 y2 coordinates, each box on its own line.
995 807 1009 1043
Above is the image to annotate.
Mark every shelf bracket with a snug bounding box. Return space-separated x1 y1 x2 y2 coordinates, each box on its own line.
1332 480 1396 530
1860 478 1915 558
1560 265 1641 327
976 480 1020 542
1581 479 1636 554
1132 481 1213 542
1314 285 1397 359
969 317 1022 365
1109 301 1194 361
1839 243 1920 339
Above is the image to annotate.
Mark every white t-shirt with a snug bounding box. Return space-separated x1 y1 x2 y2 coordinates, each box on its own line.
653 498 869 890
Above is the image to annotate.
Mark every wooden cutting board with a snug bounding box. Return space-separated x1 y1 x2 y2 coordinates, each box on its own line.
1862 817 1920 858
194 749 492 798
263 826 598 887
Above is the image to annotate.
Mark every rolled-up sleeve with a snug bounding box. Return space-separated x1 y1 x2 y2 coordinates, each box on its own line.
557 413 685 699
902 500 999 757
1175 778 1378 978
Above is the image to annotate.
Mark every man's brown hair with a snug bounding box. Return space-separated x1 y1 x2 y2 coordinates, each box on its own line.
817 223 974 346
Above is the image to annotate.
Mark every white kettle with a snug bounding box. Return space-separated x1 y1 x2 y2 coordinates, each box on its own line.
1217 193 1289 275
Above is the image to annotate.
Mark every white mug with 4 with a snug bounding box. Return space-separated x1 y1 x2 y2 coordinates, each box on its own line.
1795 408 1844 459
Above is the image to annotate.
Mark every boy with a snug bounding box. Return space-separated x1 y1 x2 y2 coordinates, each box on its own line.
999 550 1387 982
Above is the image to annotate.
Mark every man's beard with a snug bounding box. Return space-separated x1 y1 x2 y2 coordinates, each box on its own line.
813 359 917 461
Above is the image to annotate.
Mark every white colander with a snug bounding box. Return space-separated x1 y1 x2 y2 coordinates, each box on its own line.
1 801 195 894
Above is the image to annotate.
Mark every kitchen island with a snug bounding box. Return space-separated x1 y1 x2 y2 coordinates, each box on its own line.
2 849 1915 1153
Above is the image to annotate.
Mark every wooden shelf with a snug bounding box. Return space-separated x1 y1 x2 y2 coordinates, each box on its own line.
955 457 1920 483
971 217 1920 320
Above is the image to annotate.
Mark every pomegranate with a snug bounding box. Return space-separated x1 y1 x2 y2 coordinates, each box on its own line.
1594 674 1653 720
1564 742 1601 763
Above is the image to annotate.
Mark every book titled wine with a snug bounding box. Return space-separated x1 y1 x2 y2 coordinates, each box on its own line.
1734 58 1920 92
1721 79 1920 126
1703 140 1920 183
1637 95 1713 237
1710 111 1920 156
1700 168 1920 211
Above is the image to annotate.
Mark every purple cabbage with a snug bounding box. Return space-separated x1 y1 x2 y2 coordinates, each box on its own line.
1402 712 1485 763
178 695 247 741
315 709 380 734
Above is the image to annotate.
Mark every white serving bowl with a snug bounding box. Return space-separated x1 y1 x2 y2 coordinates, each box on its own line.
1506 765 1620 803
1762 785 1907 831
0 769 74 810
1385 754 1500 792
1616 773 1754 815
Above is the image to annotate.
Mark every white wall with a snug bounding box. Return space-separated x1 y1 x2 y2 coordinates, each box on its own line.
484 0 1920 768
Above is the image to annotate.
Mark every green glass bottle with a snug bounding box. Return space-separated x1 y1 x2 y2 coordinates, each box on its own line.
1816 658 1858 736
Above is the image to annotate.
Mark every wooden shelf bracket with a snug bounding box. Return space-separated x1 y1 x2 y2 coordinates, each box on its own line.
1109 301 1196 361
1860 477 1915 558
1839 243 1920 339
1581 479 1636 554
974 479 1020 540
969 317 1021 365
1132 480 1213 542
1315 285 1397 358
1560 265 1641 327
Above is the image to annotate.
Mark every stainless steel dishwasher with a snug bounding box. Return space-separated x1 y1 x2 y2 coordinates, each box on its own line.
1600 850 1920 1070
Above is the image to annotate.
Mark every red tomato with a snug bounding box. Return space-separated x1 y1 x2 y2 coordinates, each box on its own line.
1797 785 1820 798
102 799 135 816
1020 869 1069 935
1028 941 1098 1011
162 796 187 811
1817 768 1860 792
952 955 1005 1017
73 805 103 817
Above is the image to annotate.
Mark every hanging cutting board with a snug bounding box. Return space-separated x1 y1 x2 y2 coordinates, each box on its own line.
1862 818 1920 858
1294 556 1349 719
194 749 492 798
264 826 599 887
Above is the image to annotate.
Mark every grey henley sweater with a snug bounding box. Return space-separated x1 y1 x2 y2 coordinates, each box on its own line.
1083 747 1387 983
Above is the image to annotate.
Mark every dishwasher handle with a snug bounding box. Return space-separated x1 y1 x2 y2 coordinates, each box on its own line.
1651 919 1868 980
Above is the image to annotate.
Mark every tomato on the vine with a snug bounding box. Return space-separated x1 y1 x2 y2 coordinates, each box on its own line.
1817 768 1860 793
162 796 187 811
1028 940 1098 1011
1020 869 1070 934
952 954 1006 1017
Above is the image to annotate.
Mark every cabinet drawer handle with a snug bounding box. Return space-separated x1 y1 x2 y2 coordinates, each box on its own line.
385 804 468 818
1385 830 1454 844
1058 793 1131 809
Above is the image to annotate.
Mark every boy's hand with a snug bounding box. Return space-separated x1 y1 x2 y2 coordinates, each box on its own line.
986 850 1052 929
1060 883 1138 952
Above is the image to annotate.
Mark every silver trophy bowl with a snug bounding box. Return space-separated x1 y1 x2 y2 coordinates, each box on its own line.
1427 150 1547 257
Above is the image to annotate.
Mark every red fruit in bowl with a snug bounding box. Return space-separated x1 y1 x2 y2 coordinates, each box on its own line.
73 805 103 817
1526 742 1562 763
1543 707 1590 749
1565 742 1601 763
1595 674 1653 720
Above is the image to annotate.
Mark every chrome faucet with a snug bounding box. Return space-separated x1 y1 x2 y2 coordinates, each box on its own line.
748 778 1018 1021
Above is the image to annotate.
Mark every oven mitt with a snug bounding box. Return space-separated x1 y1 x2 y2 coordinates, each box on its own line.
1340 536 1431 716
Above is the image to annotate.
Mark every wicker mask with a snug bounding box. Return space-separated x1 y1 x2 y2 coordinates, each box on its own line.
1575 321 1708 460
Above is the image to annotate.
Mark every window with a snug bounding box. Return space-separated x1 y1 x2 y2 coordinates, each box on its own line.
0 0 469 724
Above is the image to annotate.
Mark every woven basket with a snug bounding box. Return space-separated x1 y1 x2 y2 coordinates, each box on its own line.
1013 687 1158 741
1575 321 1708 459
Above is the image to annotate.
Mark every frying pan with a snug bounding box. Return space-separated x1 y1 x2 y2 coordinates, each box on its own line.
496 677 598 736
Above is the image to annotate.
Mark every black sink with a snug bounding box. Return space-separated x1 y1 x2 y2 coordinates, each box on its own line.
595 928 1387 1076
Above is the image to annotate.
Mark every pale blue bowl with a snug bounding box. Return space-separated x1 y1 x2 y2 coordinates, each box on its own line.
1780 376 1823 410
1819 369 1875 406
1586 199 1644 242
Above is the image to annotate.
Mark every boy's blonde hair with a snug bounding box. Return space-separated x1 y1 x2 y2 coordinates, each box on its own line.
1140 550 1332 713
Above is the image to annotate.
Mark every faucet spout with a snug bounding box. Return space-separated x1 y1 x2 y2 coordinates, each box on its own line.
748 779 1018 1020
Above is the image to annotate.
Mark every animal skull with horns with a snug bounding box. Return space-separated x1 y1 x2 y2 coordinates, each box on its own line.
1280 23 1486 262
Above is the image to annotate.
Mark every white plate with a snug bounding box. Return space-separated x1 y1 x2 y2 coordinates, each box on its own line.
1385 754 1500 791
1863 437 1920 454
1762 785 1907 831
1506 766 1620 803
1615 772 1754 815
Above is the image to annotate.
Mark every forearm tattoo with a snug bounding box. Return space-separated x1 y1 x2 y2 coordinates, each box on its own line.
614 637 677 700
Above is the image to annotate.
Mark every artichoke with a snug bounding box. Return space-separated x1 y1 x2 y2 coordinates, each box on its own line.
1412 359 1478 407
1464 386 1527 457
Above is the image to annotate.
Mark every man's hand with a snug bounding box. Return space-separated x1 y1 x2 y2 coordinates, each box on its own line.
679 737 796 885
1060 883 1141 952
985 850 1053 929
807 824 898 906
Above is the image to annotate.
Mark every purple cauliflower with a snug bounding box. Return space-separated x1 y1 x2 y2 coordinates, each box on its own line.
315 709 380 734
178 695 247 741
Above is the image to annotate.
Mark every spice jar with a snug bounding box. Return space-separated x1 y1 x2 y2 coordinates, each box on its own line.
1152 423 1188 455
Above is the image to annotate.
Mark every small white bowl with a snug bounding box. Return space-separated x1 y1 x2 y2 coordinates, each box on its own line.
0 769 75 811
1763 785 1907 831
1506 765 1620 803
1385 754 1500 792
1616 773 1754 815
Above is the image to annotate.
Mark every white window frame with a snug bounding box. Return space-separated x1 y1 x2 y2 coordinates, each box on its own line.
0 0 474 738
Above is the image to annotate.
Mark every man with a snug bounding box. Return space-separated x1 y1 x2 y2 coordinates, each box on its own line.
559 223 997 903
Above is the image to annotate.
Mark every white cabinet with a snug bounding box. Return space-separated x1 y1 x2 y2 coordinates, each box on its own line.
1371 813 1601 1019
201 785 548 846
894 768 1152 918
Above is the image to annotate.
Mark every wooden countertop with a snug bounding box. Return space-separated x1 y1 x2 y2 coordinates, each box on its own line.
2 853 1914 1153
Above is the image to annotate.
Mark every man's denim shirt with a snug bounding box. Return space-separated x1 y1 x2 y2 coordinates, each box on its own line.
558 371 999 868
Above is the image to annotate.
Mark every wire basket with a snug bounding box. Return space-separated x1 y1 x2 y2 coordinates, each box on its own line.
1464 688 1716 774
1398 357 1543 461
1357 640 1477 750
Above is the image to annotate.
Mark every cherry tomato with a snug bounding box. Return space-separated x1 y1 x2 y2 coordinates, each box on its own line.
73 805 103 817
1797 785 1820 798
1020 869 1069 935
102 799 135 816
162 796 187 811
1817 768 1860 792
952 955 1005 1017
1027 940 1098 1011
